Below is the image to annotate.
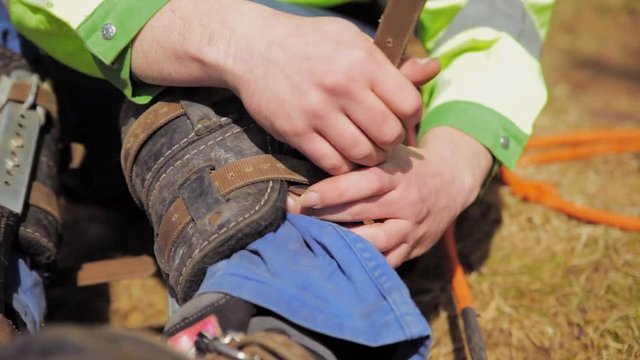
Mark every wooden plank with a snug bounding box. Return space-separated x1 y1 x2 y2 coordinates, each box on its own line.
77 255 157 287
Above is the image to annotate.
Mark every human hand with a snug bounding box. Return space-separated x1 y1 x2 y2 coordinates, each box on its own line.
132 0 439 175
287 127 493 267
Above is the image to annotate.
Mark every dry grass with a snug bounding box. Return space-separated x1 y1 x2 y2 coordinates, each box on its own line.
429 0 640 358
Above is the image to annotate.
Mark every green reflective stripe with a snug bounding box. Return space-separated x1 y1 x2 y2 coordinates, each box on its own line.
427 29 547 135
419 101 528 169
418 0 466 51
521 0 555 40
94 46 164 104
9 0 102 77
433 0 542 59
76 0 169 65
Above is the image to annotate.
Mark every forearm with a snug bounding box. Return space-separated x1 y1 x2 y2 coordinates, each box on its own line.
132 0 273 91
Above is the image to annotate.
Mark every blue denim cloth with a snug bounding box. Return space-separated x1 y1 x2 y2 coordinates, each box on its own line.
6 255 46 333
196 214 431 359
0 5 20 53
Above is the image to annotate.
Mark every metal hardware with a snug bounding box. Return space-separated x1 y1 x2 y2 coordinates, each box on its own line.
500 135 511 150
0 102 42 214
101 23 117 40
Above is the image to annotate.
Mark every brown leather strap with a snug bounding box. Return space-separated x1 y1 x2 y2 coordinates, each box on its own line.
121 101 185 190
7 81 58 119
157 197 192 264
374 0 428 66
28 181 61 223
210 154 316 197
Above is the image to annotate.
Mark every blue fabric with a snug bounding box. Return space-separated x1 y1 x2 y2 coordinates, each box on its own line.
197 214 431 359
0 5 21 53
6 255 46 333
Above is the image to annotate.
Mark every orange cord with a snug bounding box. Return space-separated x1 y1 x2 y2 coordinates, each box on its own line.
443 224 474 311
502 130 640 231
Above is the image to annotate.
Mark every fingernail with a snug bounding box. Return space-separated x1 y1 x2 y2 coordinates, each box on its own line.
417 57 434 65
300 191 320 208
286 195 297 211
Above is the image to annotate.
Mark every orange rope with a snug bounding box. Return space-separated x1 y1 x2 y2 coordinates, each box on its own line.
443 224 473 311
502 129 640 231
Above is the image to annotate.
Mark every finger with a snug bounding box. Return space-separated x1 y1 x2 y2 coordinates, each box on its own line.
286 192 302 214
342 91 405 151
399 58 441 87
308 192 399 223
371 64 424 130
292 134 355 175
319 114 387 167
349 219 413 252
299 167 395 209
384 242 412 268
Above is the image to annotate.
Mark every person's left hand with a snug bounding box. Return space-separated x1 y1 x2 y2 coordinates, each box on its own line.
287 126 493 267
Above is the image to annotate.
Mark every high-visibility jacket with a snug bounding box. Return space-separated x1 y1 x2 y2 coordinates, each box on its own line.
8 0 554 168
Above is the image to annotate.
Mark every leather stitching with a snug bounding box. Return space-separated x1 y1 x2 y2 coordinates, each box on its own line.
176 179 275 290
141 132 196 203
147 124 253 215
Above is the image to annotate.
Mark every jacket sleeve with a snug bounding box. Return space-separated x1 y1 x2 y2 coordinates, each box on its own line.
9 0 168 104
417 0 555 169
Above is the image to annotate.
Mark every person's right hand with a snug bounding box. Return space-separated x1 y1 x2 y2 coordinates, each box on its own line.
132 0 440 175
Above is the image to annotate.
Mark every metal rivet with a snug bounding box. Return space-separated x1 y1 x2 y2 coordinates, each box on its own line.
101 23 117 40
9 137 24 150
500 135 510 149
5 157 19 170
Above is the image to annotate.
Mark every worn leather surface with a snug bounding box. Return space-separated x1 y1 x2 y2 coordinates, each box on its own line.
18 127 62 270
120 88 324 303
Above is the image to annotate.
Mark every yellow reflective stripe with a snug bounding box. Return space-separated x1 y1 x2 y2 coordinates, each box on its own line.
23 0 102 29
428 28 547 135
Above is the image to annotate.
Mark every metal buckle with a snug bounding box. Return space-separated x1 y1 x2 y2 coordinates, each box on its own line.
196 332 258 360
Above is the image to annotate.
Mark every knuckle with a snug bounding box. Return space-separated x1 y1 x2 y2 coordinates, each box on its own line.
319 157 349 175
376 125 404 149
348 146 377 166
303 92 329 120
396 91 423 120
280 122 307 140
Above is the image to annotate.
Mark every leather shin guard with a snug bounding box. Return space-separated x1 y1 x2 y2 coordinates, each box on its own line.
17 127 61 271
120 88 323 303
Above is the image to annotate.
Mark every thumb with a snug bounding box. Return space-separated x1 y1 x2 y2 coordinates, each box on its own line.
399 57 441 86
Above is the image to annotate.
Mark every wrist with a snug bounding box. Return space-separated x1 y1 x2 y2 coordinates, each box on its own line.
418 126 493 207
